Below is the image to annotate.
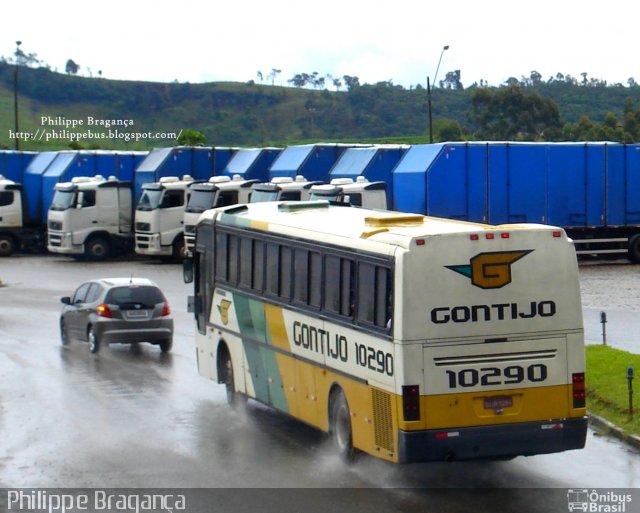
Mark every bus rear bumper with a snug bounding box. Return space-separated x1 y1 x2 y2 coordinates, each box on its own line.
397 417 588 463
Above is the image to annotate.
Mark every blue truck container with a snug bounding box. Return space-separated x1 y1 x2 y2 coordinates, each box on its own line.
393 143 488 222
41 151 114 223
22 151 60 225
268 143 352 182
133 146 216 200
220 148 281 181
487 143 547 225
114 151 149 182
134 147 192 201
212 147 238 176
0 150 37 183
329 145 407 203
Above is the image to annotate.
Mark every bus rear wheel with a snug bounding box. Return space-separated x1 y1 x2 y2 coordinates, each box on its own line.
330 389 357 462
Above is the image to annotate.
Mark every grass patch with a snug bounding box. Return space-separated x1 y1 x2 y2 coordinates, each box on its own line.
586 345 640 436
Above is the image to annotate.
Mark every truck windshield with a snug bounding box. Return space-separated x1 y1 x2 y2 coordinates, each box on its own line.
185 189 215 213
137 189 162 211
250 189 279 203
50 190 76 211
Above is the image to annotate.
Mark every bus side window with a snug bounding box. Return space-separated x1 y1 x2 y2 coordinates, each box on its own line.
357 262 392 330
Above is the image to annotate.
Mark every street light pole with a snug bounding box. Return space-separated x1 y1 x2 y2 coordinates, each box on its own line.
14 40 22 151
427 44 449 144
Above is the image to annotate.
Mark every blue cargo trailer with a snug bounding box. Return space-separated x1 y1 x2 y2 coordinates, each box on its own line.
134 147 192 201
329 145 407 203
220 148 281 181
0 150 37 183
115 151 149 182
23 151 60 225
41 151 107 223
487 143 547 225
268 143 353 181
212 147 238 176
393 143 488 222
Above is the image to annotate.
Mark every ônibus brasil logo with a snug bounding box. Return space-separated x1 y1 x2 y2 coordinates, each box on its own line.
446 250 533 289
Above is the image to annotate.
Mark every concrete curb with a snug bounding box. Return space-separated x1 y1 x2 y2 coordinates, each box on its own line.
588 413 640 451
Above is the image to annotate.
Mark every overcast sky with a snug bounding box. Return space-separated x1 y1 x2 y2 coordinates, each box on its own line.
3 0 637 89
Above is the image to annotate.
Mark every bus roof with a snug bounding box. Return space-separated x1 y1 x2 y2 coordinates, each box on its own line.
207 200 560 250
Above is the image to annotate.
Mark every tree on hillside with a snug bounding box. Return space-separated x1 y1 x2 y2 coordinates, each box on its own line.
65 59 79 75
177 128 206 146
468 86 562 140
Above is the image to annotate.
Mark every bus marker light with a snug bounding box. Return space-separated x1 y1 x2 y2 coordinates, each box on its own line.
552 231 562 238
470 234 479 241
486 233 494 239
501 233 510 239
541 423 563 430
416 239 426 246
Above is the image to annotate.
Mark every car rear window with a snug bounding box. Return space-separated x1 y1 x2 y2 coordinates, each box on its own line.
105 286 165 309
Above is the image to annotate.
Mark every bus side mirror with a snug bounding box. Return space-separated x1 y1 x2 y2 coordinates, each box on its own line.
183 259 193 283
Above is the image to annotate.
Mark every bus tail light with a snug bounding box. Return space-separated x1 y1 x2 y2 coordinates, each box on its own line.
572 372 586 408
402 385 420 421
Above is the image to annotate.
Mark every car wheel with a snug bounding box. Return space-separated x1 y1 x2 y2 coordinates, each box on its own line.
159 338 173 353
88 327 100 354
60 319 69 346
330 389 357 462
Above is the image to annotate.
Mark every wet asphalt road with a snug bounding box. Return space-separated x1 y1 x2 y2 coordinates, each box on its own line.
0 255 639 511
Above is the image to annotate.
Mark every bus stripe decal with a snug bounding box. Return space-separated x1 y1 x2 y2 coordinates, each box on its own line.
233 294 289 413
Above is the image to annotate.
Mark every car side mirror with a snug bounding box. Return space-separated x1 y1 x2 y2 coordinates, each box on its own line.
183 259 193 283
60 296 71 305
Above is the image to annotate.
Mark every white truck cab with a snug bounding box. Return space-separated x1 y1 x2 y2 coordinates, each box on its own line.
47 175 133 260
308 176 388 209
0 176 39 256
183 175 258 256
249 175 322 203
135 175 195 259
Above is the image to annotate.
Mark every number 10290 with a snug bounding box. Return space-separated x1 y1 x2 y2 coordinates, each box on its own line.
445 364 548 389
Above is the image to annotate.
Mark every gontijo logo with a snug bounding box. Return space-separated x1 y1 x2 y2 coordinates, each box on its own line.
446 250 533 289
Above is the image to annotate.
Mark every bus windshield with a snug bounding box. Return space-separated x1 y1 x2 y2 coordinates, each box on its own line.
50 190 76 211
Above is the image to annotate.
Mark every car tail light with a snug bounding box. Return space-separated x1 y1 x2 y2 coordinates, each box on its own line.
161 301 171 317
402 385 420 421
572 372 586 408
96 304 112 318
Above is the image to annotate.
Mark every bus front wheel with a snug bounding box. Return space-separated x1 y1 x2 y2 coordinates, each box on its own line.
221 350 247 409
330 389 357 462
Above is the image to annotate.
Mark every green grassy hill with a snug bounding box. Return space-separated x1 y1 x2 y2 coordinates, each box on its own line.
3 62 640 151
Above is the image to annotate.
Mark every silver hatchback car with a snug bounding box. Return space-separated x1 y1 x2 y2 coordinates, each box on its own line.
60 277 174 354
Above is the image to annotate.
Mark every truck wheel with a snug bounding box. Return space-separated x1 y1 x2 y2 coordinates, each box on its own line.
171 237 185 262
0 234 16 257
628 234 640 263
158 338 173 353
85 237 111 261
330 389 357 462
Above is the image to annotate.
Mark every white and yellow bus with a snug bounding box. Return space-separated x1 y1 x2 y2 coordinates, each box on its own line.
186 200 587 463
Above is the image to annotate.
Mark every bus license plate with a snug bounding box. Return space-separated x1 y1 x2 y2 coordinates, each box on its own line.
484 396 513 410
